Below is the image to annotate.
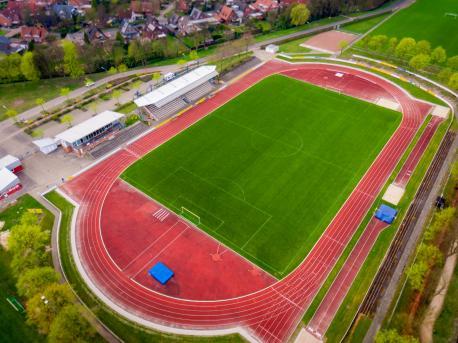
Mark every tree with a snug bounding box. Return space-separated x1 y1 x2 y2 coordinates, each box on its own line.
437 67 452 83
60 87 71 101
375 329 419 343
368 35 388 52
20 52 40 81
27 283 75 334
240 32 255 52
89 101 98 115
447 55 458 69
387 37 398 53
113 46 125 66
48 305 96 343
35 97 45 112
290 4 310 26
448 72 458 90
431 46 447 64
407 260 429 291
151 71 161 85
117 63 128 72
112 89 122 104
424 207 455 241
16 267 59 299
8 219 49 276
415 40 431 55
395 38 417 59
61 114 74 127
128 40 143 65
409 53 431 70
108 66 117 74
61 40 84 78
189 50 199 61
417 243 442 267
5 108 18 122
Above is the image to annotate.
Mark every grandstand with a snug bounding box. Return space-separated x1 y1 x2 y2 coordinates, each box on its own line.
135 65 218 122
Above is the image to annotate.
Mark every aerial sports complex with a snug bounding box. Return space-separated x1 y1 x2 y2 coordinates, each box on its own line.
60 59 450 343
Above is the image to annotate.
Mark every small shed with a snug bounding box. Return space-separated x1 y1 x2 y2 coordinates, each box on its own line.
265 44 279 54
375 204 398 224
33 138 58 155
0 168 21 199
0 155 22 174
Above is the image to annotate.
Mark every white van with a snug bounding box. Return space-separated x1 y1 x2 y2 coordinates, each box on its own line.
164 72 175 81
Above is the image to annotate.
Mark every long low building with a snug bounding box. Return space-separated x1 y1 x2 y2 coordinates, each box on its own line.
135 65 218 122
0 155 23 174
55 111 125 155
0 168 21 200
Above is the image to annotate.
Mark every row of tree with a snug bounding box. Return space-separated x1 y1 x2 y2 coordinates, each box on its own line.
7 211 95 341
359 35 458 90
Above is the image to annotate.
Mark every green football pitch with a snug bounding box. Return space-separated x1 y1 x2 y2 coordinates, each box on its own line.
122 75 401 278
369 0 458 55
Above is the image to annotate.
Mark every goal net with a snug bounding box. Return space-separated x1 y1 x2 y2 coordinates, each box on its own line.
180 207 201 225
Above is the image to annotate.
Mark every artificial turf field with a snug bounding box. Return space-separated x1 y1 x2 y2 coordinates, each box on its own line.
369 0 458 55
122 75 401 278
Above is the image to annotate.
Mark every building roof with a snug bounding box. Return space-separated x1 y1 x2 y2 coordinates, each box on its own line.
218 5 235 22
135 65 218 108
55 111 125 144
0 155 19 169
0 168 19 193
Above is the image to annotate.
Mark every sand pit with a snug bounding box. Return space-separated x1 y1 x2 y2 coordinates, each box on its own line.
301 30 360 53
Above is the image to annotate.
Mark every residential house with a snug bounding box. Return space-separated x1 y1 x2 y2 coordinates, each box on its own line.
52 4 78 21
142 16 167 40
250 0 279 13
20 25 48 43
0 35 24 54
67 26 111 45
131 0 159 21
68 0 91 11
177 0 188 13
216 5 236 23
120 20 140 41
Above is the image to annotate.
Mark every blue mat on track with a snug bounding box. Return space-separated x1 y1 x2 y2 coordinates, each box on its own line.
375 204 397 224
149 262 174 285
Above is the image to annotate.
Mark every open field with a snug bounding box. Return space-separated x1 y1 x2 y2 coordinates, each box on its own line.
368 0 458 55
122 74 401 277
342 13 391 34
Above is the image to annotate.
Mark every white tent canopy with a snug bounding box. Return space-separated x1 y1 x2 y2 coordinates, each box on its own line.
0 168 19 194
135 65 218 108
55 111 124 145
33 138 58 155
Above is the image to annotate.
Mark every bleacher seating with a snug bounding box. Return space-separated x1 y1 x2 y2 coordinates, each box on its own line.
143 81 216 122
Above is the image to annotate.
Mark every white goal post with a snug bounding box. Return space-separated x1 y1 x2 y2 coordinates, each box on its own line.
180 207 201 224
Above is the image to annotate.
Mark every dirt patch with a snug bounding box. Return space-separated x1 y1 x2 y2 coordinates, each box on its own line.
301 30 360 53
0 230 10 250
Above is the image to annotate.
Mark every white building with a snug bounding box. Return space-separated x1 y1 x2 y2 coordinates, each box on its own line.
55 111 125 155
0 155 22 174
0 168 21 199
265 44 279 54
135 65 218 122
33 138 59 155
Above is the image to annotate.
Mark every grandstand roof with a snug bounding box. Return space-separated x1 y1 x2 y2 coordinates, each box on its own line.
135 65 218 108
55 111 124 144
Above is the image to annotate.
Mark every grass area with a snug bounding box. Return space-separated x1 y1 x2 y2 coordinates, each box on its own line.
342 13 391 34
278 38 312 53
275 56 447 105
44 191 246 343
0 194 53 231
255 16 346 43
0 71 108 121
324 118 450 342
368 0 458 55
0 194 55 343
433 261 458 342
115 101 137 115
122 74 401 277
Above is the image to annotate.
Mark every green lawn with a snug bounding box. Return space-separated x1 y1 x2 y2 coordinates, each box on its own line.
368 0 458 55
342 13 391 34
122 75 401 277
279 38 312 53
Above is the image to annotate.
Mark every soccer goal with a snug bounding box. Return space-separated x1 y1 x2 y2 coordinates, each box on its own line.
180 207 201 225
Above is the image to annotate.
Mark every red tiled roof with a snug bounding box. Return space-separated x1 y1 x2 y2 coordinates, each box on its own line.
218 5 234 22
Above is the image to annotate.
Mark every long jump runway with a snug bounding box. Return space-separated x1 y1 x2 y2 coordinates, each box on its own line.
62 60 432 343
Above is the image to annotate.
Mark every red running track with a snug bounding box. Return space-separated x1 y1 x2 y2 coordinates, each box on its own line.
306 97 438 339
62 60 430 343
